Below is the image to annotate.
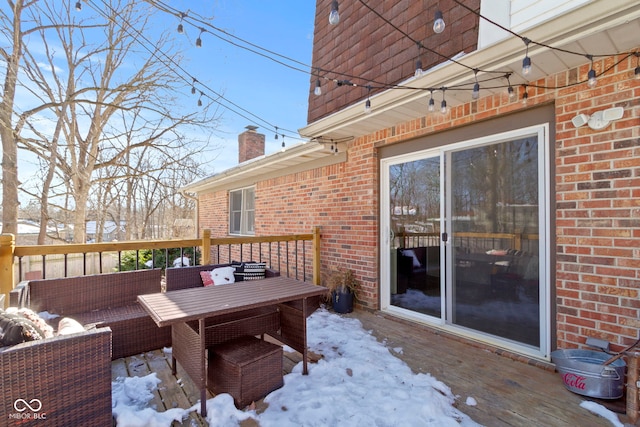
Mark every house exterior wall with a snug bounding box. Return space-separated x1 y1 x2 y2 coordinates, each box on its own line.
308 0 480 124
197 50 639 352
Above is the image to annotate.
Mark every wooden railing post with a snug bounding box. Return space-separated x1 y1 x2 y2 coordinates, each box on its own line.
312 226 321 285
202 229 211 265
0 234 16 305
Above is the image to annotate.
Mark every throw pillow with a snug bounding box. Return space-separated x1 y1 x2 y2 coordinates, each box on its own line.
200 271 215 287
211 267 236 285
6 307 55 338
0 311 45 346
231 261 245 281
242 262 267 281
57 317 86 335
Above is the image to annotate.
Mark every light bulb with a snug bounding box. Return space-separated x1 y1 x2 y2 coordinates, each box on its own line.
433 11 445 34
415 59 423 78
635 66 640 80
364 99 371 113
507 86 516 101
314 79 322 96
522 56 531 76
329 0 340 25
196 37 202 48
522 91 529 105
440 99 447 114
587 69 597 88
75 1 82 11
177 23 184 34
472 82 480 100
428 97 435 112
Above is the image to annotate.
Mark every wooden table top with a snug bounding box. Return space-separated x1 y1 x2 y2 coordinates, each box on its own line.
138 276 327 327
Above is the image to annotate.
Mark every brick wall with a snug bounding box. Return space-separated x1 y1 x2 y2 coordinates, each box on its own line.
308 0 480 124
197 50 639 349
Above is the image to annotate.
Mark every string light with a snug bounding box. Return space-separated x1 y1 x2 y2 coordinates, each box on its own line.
177 12 186 34
329 0 340 25
196 28 204 48
521 85 529 105
428 90 435 112
281 135 286 152
191 77 197 95
433 10 445 34
75 1 82 11
275 126 279 140
314 78 322 96
522 38 532 76
364 86 372 113
506 74 516 101
440 88 447 114
197 91 203 106
415 58 423 78
587 55 597 88
471 69 480 100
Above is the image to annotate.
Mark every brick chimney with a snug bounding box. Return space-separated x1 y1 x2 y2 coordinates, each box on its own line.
238 125 265 163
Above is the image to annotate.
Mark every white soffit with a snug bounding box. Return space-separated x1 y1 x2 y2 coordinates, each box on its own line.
299 0 640 140
181 141 346 194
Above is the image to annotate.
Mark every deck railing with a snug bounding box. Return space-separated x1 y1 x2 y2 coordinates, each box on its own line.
0 227 321 301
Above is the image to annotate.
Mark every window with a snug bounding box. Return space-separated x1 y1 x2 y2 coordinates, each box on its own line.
229 187 255 235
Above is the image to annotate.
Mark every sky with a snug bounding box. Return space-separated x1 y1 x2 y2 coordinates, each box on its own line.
110 307 624 427
144 0 317 173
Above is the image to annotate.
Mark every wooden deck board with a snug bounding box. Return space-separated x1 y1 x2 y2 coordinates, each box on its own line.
111 310 637 426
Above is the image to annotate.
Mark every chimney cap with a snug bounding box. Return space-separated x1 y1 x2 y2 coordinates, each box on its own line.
245 125 258 132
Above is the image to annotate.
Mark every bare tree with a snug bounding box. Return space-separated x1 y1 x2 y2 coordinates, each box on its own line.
12 0 219 242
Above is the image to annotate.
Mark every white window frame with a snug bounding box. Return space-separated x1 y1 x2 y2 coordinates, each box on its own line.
229 186 255 236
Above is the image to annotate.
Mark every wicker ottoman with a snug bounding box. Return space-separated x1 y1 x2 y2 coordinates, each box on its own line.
208 335 283 408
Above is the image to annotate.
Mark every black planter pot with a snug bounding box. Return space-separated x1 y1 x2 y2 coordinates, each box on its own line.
332 289 354 313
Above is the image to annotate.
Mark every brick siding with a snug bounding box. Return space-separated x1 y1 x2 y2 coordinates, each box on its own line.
308 0 480 124
199 51 639 352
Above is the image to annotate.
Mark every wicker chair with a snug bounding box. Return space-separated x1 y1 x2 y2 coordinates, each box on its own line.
0 327 112 427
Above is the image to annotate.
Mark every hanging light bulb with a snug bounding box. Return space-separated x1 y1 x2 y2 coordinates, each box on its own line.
364 99 371 113
314 78 322 96
281 135 286 152
275 127 279 140
75 1 82 11
522 38 532 76
587 56 597 88
440 99 447 114
471 69 480 100
178 13 186 33
433 10 445 34
635 53 640 80
522 85 529 105
196 29 204 48
197 91 203 107
329 0 340 25
428 91 435 112
191 78 197 95
415 58 423 78
506 74 516 101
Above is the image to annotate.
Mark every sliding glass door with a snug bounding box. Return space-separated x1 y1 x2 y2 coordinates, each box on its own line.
381 125 549 357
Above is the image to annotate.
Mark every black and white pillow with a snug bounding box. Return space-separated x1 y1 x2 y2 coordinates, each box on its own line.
233 262 266 281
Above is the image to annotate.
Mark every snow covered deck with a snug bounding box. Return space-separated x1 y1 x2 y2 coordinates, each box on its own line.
111 309 630 426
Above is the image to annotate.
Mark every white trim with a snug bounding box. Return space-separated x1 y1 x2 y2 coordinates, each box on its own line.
380 123 551 360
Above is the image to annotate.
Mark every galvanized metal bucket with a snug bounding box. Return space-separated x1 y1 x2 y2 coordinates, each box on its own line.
551 349 626 399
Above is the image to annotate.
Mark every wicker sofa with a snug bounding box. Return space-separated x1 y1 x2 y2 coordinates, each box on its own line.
0 326 112 427
10 269 171 359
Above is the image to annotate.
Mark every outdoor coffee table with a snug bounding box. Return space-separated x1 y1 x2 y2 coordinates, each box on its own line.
137 276 326 417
